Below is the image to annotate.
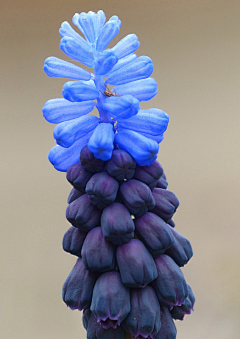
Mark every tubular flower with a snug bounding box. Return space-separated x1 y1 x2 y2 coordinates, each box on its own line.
44 10 195 339
43 10 169 171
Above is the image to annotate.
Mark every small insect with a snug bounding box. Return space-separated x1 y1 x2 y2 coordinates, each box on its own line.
103 86 121 97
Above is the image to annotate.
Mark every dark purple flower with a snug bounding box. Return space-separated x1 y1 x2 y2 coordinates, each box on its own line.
87 313 125 339
168 219 175 228
170 284 195 320
105 149 136 181
67 187 84 204
80 145 106 173
101 203 135 245
62 258 99 310
155 172 168 189
150 188 179 222
154 306 177 339
86 172 119 209
81 227 116 272
66 194 102 232
134 212 174 257
151 255 188 309
83 309 92 330
119 179 155 218
62 226 87 257
133 161 163 190
122 286 161 339
67 162 93 192
165 227 193 267
90 272 131 329
116 239 158 288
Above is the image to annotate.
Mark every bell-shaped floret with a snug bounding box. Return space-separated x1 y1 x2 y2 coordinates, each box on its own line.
151 188 179 222
168 219 175 228
96 17 121 52
107 56 153 86
117 109 169 142
134 212 174 257
66 194 102 232
88 123 115 161
53 115 99 148
114 78 158 101
106 149 136 181
48 131 92 172
108 53 137 74
80 145 106 173
90 272 131 329
87 313 125 339
151 255 188 309
43 57 91 80
68 187 84 204
83 309 92 330
81 227 116 272
133 161 163 190
73 11 106 42
155 306 177 339
63 258 99 311
122 286 161 339
102 95 140 119
42 98 95 124
119 179 156 217
170 284 195 321
115 130 159 166
94 50 118 75
75 12 96 43
67 163 93 192
60 37 94 67
110 34 140 59
117 239 158 288
86 172 119 209
62 80 99 102
101 203 135 245
62 226 87 257
59 21 90 49
156 172 168 189
165 228 193 267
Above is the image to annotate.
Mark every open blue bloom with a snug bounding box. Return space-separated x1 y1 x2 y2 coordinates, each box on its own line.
43 10 169 171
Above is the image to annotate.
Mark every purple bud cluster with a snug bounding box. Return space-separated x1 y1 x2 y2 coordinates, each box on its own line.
62 146 195 339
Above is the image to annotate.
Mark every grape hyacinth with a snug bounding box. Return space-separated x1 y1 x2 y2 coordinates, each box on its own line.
43 10 195 339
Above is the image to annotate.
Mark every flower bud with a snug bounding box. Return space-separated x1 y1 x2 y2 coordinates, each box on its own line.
101 203 135 245
116 239 158 288
67 162 93 192
80 145 106 173
81 227 116 272
87 313 125 339
90 272 131 329
165 228 193 267
151 255 188 309
133 161 163 190
86 172 119 209
156 172 168 189
170 284 195 320
83 309 92 330
62 226 87 257
62 258 99 310
150 188 179 222
66 194 102 232
119 179 155 218
154 306 177 339
122 286 161 339
134 212 174 257
67 187 84 204
106 149 136 181
168 219 175 228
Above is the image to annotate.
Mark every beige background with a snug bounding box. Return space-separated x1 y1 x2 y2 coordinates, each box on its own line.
1 0 240 338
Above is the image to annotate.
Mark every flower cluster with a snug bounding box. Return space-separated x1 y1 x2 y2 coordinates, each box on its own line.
43 10 169 172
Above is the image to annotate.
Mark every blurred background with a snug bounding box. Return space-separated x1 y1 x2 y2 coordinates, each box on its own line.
1 0 240 338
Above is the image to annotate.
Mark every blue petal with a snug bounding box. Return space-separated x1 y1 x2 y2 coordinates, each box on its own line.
115 130 159 166
59 21 90 51
102 95 140 119
53 115 99 148
88 123 115 161
117 109 169 138
107 56 153 86
62 81 99 102
43 57 91 80
107 53 137 75
114 78 158 101
60 37 94 67
48 132 93 172
42 99 95 123
93 10 106 38
77 12 96 43
110 34 140 59
96 19 121 52
94 50 118 75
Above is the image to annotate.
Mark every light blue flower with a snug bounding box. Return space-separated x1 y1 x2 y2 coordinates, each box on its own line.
43 10 169 171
